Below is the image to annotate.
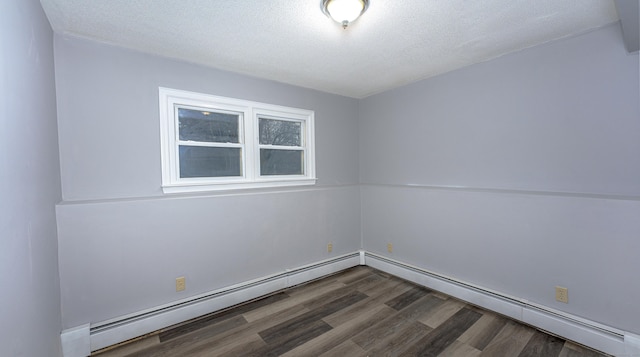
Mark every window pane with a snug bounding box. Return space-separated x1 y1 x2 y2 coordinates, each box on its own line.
179 146 242 178
178 108 239 143
259 118 301 146
260 149 303 176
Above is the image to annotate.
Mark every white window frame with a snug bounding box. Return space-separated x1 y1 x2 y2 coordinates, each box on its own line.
159 87 316 193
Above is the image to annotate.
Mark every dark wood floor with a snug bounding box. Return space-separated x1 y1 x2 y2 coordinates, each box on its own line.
94 266 608 357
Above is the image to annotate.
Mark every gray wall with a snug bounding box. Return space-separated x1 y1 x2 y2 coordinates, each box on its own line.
359 23 640 334
54 19 640 339
54 35 361 328
0 0 63 356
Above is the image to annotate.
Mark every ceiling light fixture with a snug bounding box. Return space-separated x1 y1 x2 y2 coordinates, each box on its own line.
322 0 369 29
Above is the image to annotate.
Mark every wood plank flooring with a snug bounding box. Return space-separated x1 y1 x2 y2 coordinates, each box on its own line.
93 266 609 357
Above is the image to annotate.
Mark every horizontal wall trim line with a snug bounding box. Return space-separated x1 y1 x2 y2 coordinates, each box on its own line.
360 183 640 201
58 184 360 206
61 183 640 206
90 252 360 334
364 252 625 340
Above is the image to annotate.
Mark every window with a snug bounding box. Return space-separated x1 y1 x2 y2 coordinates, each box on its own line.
159 88 316 193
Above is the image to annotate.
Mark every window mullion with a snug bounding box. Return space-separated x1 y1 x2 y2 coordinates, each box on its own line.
243 109 256 181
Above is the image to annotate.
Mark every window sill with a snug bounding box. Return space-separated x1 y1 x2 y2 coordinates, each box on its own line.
161 178 317 194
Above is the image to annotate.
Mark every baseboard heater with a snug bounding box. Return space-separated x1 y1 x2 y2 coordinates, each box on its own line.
88 252 361 352
90 273 287 335
363 252 636 356
62 251 638 357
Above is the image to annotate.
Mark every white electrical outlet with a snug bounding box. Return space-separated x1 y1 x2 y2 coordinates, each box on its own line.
327 243 333 253
387 243 393 253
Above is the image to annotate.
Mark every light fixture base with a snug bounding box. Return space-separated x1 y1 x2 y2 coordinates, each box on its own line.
321 0 370 28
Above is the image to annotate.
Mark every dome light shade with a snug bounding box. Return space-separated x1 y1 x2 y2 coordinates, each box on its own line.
322 0 369 29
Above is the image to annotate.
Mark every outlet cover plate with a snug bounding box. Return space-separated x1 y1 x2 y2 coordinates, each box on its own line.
555 286 568 303
176 277 186 292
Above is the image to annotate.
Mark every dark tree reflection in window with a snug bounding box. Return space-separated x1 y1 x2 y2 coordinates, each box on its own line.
259 118 301 146
259 118 304 175
179 108 239 143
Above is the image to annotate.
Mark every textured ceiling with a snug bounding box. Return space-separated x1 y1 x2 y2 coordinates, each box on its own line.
40 0 619 98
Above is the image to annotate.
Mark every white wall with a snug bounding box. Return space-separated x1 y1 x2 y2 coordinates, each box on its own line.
0 0 63 356
359 23 640 335
54 35 361 329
